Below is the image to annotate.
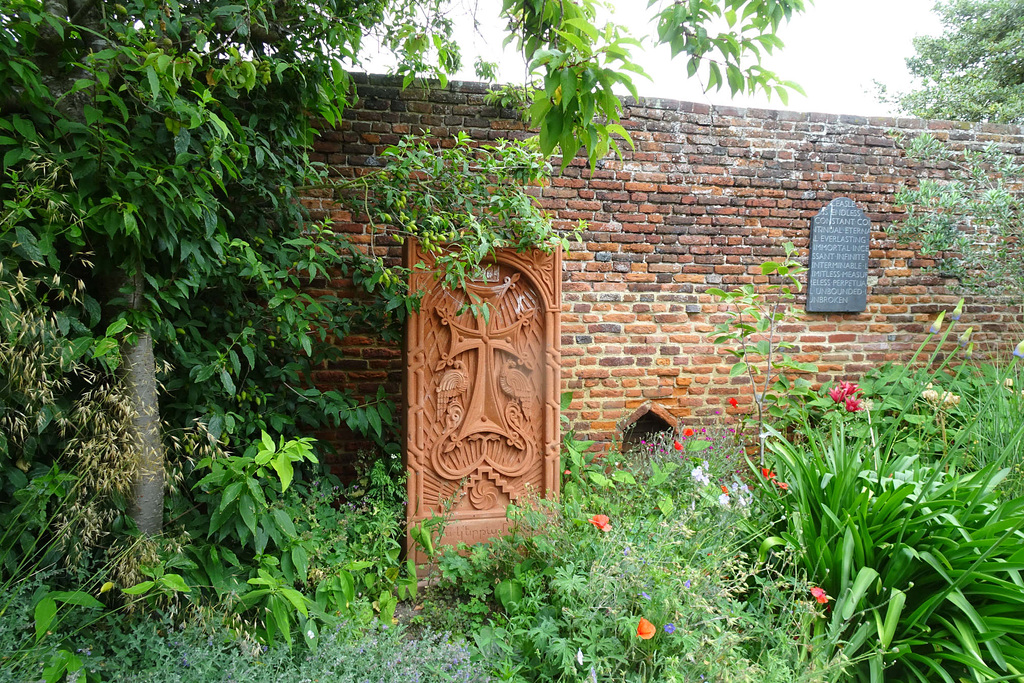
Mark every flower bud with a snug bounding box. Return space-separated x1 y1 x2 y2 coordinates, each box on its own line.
951 299 964 321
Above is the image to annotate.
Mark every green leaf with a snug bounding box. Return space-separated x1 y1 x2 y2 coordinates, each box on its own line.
271 453 294 491
219 368 235 394
495 579 523 611
48 591 103 609
34 596 56 641
121 580 155 596
658 494 675 516
292 546 309 581
14 226 43 262
271 508 297 538
238 494 257 536
104 318 128 337
281 588 308 617
841 566 880 620
879 588 906 648
159 573 190 592
611 470 636 485
218 480 244 512
729 362 748 377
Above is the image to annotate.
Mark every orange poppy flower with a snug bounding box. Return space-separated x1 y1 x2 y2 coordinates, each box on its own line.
761 468 776 480
683 427 695 437
589 514 612 532
810 586 830 604
637 617 656 639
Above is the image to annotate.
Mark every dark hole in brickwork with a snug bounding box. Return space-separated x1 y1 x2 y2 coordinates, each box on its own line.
620 403 677 453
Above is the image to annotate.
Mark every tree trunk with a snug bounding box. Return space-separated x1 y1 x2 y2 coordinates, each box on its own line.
123 272 164 535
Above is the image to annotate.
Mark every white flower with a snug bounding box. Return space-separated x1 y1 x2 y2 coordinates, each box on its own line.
718 493 731 507
307 630 314 639
690 466 710 486
577 648 584 665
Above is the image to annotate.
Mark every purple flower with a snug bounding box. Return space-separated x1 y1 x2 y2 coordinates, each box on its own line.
640 591 650 600
664 623 675 634
684 579 691 589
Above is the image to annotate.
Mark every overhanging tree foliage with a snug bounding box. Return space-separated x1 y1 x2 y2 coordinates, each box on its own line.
0 0 805 538
885 0 1024 123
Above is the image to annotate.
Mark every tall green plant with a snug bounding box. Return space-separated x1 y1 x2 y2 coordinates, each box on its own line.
756 315 1024 682
707 242 817 462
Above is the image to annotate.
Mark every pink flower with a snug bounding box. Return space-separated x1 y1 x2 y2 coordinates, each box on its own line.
845 396 863 412
829 381 860 403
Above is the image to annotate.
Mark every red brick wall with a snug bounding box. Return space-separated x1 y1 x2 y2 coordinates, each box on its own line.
305 73 1024 452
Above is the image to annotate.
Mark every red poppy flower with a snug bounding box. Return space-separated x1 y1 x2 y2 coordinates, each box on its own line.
637 617 656 640
761 468 776 480
683 428 695 437
728 397 739 408
810 586 829 604
673 441 683 451
589 514 612 532
776 481 789 491
721 485 729 494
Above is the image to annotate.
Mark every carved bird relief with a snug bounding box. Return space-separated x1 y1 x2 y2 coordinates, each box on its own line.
436 360 468 429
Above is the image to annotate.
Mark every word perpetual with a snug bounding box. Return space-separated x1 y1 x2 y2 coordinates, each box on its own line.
806 198 870 312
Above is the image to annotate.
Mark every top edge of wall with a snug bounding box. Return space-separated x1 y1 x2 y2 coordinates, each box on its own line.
349 72 1024 137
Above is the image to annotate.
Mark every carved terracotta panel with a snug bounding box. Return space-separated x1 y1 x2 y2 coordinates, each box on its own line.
404 242 561 563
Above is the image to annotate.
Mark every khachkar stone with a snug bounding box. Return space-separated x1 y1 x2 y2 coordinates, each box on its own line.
404 241 562 564
806 197 870 312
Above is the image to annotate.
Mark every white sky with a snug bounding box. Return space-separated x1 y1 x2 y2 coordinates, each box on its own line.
442 0 946 117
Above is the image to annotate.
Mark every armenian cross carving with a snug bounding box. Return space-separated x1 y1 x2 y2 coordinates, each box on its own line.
404 242 561 563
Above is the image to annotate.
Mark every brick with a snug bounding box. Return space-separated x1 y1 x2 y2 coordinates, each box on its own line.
306 74 1024 468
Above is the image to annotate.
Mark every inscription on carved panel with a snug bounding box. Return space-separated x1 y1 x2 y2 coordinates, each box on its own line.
404 242 561 565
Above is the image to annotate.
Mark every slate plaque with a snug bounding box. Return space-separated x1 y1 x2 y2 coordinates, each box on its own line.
806 197 870 312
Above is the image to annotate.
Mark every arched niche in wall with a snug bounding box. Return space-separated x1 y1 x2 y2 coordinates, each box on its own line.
619 402 678 453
